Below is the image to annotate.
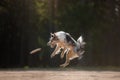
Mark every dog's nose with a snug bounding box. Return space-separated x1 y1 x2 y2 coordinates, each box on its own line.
47 42 50 46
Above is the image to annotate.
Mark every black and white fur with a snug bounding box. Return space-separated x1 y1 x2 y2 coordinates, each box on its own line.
55 31 86 58
47 31 86 67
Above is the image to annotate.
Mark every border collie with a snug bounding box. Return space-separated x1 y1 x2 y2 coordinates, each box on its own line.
47 31 86 67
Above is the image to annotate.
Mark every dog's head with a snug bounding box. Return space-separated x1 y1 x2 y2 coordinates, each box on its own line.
47 33 59 48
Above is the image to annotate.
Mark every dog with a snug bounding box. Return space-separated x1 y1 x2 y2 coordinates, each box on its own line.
47 31 86 67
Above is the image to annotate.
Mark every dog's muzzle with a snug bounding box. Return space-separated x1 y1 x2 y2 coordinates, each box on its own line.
47 41 55 48
47 42 50 46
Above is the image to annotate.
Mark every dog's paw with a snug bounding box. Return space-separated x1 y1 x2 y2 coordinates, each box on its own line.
50 54 55 58
60 64 65 68
60 64 67 68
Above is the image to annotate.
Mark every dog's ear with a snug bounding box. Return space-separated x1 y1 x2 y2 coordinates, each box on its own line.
50 33 53 35
53 33 59 40
54 33 58 38
50 33 54 37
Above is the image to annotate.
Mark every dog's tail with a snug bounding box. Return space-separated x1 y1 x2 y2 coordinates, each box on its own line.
77 36 86 48
77 36 86 60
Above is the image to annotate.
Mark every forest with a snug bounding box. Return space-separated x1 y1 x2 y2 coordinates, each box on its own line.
0 0 120 68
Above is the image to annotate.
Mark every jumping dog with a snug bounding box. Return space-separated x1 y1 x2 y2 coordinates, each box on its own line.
47 31 86 67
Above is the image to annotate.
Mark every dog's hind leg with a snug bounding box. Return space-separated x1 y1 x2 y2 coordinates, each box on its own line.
60 57 70 68
60 48 79 68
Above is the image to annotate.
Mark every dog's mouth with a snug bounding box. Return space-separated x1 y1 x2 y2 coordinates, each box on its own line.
50 44 56 48
47 42 56 48
47 42 50 46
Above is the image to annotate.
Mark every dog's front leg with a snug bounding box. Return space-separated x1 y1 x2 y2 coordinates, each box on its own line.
50 44 60 58
60 48 70 68
60 47 67 59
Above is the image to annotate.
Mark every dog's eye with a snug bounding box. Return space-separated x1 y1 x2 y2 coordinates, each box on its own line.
51 35 54 37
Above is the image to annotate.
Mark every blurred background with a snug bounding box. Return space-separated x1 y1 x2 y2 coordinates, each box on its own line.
0 0 120 68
